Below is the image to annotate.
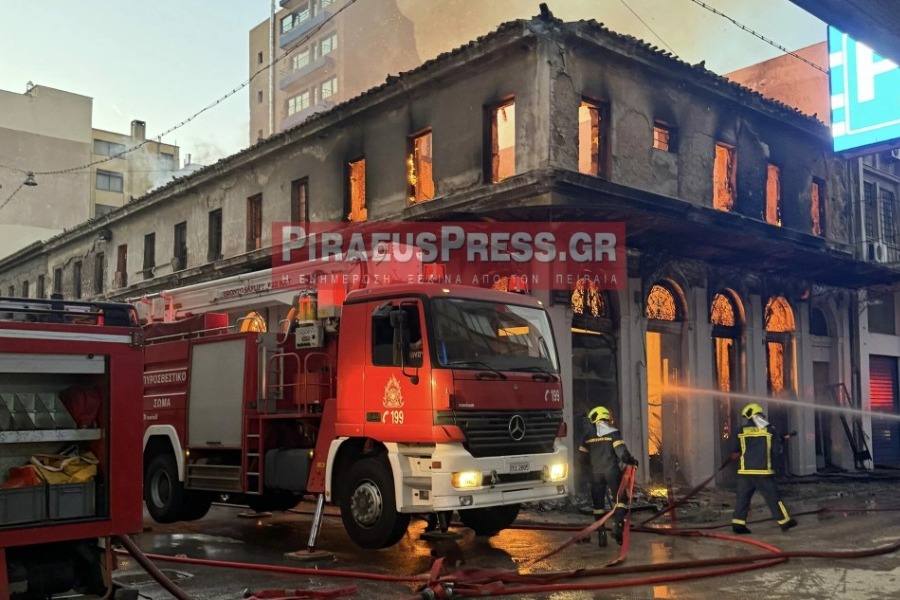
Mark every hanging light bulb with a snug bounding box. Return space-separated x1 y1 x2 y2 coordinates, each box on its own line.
23 172 37 187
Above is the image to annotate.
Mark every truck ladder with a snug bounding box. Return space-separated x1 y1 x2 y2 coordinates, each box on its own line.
242 414 264 494
829 383 873 470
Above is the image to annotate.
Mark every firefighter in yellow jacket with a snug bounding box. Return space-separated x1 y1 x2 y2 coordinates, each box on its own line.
731 403 798 534
579 406 638 547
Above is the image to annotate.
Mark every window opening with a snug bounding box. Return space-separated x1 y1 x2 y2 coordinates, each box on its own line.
766 164 782 226
94 253 105 294
73 261 82 299
96 170 124 193
571 277 607 318
116 245 128 288
578 101 601 175
407 130 434 204
208 209 223 262
174 221 187 271
646 284 681 321
143 233 155 279
247 194 263 251
881 188 897 248
811 179 826 236
713 142 736 211
653 121 677 152
490 100 515 183
288 91 311 116
292 178 309 223
347 159 367 222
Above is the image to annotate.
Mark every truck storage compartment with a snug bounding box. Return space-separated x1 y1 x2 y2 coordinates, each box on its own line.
0 485 47 526
48 481 96 520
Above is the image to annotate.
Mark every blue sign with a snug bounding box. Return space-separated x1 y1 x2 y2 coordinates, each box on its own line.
829 26 900 153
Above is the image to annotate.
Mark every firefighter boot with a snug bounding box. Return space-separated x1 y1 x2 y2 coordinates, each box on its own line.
597 526 608 548
780 518 798 532
612 519 625 546
732 524 752 534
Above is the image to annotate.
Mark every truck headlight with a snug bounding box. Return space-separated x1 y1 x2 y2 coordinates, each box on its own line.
451 471 483 488
543 463 568 482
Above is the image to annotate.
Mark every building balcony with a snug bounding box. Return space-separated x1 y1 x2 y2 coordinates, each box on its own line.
279 10 332 50
279 55 335 90
280 100 334 131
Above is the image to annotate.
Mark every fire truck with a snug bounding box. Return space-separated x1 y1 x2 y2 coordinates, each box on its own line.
137 249 569 549
0 297 143 598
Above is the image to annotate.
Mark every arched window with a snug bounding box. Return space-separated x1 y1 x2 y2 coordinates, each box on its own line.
646 283 683 321
710 290 745 484
571 276 608 318
710 293 738 327
809 307 829 336
765 296 795 333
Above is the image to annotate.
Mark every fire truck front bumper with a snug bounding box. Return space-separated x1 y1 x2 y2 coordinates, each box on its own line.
397 442 569 512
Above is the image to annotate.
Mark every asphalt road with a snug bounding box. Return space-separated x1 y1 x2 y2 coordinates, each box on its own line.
116 484 900 600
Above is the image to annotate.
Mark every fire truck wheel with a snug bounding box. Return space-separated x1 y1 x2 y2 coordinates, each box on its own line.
145 454 186 523
459 504 520 536
183 492 213 521
340 457 411 549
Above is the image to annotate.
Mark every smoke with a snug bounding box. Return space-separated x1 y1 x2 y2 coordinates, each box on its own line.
393 0 824 75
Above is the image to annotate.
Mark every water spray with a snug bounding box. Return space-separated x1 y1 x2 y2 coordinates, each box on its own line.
663 385 900 423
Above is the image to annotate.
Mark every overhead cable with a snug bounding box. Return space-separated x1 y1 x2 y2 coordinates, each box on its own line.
0 0 363 179
688 0 828 73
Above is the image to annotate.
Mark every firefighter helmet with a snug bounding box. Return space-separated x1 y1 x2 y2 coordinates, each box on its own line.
588 406 612 424
742 403 764 420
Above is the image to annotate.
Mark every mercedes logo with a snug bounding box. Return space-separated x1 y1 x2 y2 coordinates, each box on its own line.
508 415 526 441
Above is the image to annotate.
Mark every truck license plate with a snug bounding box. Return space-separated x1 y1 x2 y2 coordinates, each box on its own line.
510 462 530 473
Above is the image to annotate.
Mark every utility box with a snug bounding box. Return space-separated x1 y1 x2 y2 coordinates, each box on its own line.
0 486 47 526
48 481 96 520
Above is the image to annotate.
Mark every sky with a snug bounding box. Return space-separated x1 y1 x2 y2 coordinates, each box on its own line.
0 1 825 167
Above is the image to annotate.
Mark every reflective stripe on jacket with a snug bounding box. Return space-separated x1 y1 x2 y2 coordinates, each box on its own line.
735 424 774 475
579 427 633 476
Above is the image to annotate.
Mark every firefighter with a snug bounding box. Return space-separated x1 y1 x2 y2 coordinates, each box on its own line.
730 402 798 534
578 406 638 547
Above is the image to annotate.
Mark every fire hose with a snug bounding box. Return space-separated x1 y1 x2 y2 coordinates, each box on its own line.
113 471 900 599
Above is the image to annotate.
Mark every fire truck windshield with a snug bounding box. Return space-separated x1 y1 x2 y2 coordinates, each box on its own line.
431 298 559 372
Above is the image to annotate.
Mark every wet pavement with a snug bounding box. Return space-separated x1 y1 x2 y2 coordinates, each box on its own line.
115 476 900 599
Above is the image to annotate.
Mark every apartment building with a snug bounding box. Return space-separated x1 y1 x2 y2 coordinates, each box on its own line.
0 84 179 259
91 120 179 217
2 14 898 491
248 0 419 142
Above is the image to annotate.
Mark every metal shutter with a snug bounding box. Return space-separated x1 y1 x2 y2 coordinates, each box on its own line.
869 356 899 466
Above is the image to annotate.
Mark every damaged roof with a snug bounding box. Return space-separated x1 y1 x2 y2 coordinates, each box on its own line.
13 10 827 259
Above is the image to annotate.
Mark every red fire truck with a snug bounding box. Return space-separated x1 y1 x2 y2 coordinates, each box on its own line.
0 297 144 598
138 251 569 549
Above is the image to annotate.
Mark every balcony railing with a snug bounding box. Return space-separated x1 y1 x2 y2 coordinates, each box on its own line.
279 55 335 90
279 10 332 49
280 100 334 131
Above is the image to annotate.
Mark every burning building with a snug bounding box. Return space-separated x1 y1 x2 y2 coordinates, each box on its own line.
1 11 897 489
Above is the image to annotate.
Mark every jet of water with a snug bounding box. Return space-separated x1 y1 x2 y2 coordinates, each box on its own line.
664 385 900 423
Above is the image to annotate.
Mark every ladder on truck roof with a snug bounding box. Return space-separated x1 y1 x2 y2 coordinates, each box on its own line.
0 296 139 327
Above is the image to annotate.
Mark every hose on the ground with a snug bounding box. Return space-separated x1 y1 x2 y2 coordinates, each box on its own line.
115 534 194 600
120 503 900 599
